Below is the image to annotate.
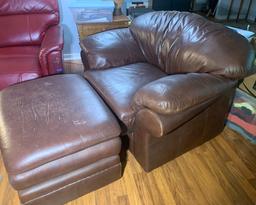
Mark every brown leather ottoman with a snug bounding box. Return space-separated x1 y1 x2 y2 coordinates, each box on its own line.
0 75 122 205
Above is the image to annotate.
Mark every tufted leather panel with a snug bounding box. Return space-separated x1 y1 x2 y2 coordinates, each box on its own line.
130 11 255 79
0 0 59 47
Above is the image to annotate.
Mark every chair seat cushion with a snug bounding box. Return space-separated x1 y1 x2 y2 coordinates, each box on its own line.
0 75 121 175
84 63 166 127
0 46 42 90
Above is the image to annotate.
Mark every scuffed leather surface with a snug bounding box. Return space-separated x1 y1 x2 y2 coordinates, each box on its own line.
81 28 146 70
133 73 237 115
130 11 255 79
39 25 64 75
85 63 166 126
0 46 42 90
10 138 121 190
0 75 121 174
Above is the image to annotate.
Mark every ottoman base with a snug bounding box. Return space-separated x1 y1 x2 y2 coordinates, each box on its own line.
0 75 122 205
23 163 121 205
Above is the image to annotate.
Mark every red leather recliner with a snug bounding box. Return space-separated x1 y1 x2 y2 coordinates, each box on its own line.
0 0 64 90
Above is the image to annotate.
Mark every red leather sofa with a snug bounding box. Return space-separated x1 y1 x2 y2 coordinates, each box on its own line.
0 0 64 90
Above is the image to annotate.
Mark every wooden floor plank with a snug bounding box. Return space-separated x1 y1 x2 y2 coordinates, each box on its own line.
222 129 256 175
152 169 177 205
199 142 253 205
183 151 234 205
217 135 255 179
226 161 256 204
176 156 209 205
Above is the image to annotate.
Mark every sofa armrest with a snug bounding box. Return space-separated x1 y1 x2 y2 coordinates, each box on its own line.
80 28 145 71
133 73 237 115
39 25 64 75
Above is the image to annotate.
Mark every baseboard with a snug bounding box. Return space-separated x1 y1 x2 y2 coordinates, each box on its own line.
64 53 81 61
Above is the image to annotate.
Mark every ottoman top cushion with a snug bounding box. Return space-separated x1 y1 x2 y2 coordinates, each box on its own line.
0 74 121 174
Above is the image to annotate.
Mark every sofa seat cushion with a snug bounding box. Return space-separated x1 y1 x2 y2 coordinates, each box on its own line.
0 46 42 90
0 74 121 175
84 63 166 127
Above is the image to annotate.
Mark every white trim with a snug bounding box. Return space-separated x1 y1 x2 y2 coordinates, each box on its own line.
64 53 81 61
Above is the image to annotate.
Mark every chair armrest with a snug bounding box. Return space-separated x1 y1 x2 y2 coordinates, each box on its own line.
133 73 237 115
39 25 64 75
80 28 145 70
134 87 234 138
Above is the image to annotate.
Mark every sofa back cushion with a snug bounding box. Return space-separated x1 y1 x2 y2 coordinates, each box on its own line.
0 0 59 47
130 11 255 79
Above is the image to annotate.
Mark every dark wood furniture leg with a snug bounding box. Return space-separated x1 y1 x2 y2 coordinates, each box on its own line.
227 0 234 20
236 0 244 22
245 0 252 21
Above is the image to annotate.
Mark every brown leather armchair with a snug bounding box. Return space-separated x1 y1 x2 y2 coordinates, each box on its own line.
81 11 255 172
0 0 64 90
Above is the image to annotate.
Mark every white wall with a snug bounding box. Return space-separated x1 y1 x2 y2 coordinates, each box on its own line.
58 0 81 60
58 0 123 60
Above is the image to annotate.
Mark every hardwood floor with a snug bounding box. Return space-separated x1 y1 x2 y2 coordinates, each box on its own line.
0 61 255 205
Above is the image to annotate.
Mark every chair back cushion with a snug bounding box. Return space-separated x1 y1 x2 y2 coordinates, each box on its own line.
130 11 255 79
0 0 59 47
